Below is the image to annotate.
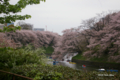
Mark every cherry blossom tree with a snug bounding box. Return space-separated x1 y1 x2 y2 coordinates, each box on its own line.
5 30 60 49
82 11 120 63
53 28 88 57
0 33 17 48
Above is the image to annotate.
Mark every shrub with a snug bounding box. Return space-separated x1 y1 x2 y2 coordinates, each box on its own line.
11 64 120 80
11 64 63 80
0 44 46 69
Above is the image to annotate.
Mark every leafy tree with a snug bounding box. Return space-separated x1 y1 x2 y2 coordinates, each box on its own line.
0 0 45 24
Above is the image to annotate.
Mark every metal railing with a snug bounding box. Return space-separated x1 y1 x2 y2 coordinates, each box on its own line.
0 70 33 80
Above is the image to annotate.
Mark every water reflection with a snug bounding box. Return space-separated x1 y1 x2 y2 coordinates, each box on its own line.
60 61 98 71
47 60 98 72
47 52 99 71
59 61 77 69
59 53 98 71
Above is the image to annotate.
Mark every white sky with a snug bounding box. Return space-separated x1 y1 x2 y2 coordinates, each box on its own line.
9 0 120 35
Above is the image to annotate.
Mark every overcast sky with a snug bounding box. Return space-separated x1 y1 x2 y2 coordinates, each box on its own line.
9 0 120 35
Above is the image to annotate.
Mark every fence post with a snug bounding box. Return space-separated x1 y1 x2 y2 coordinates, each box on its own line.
13 75 15 80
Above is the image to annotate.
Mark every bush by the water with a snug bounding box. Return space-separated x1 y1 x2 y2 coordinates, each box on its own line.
11 64 120 80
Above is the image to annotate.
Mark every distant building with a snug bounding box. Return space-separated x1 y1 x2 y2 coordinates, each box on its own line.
7 22 14 26
33 28 44 31
0 23 14 30
20 24 33 30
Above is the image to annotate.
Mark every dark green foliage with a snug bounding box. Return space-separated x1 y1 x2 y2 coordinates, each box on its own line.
0 44 46 80
104 47 109 55
93 45 100 53
1 25 21 32
72 53 86 60
104 42 115 55
90 56 108 62
0 0 46 24
114 52 119 56
11 64 63 80
11 64 120 80
109 42 114 48
43 46 54 55
0 45 45 69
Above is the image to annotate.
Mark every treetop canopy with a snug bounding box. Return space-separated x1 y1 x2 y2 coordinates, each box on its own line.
0 0 46 24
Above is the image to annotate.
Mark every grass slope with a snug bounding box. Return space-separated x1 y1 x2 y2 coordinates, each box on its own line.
43 46 54 55
72 53 86 60
72 53 119 64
